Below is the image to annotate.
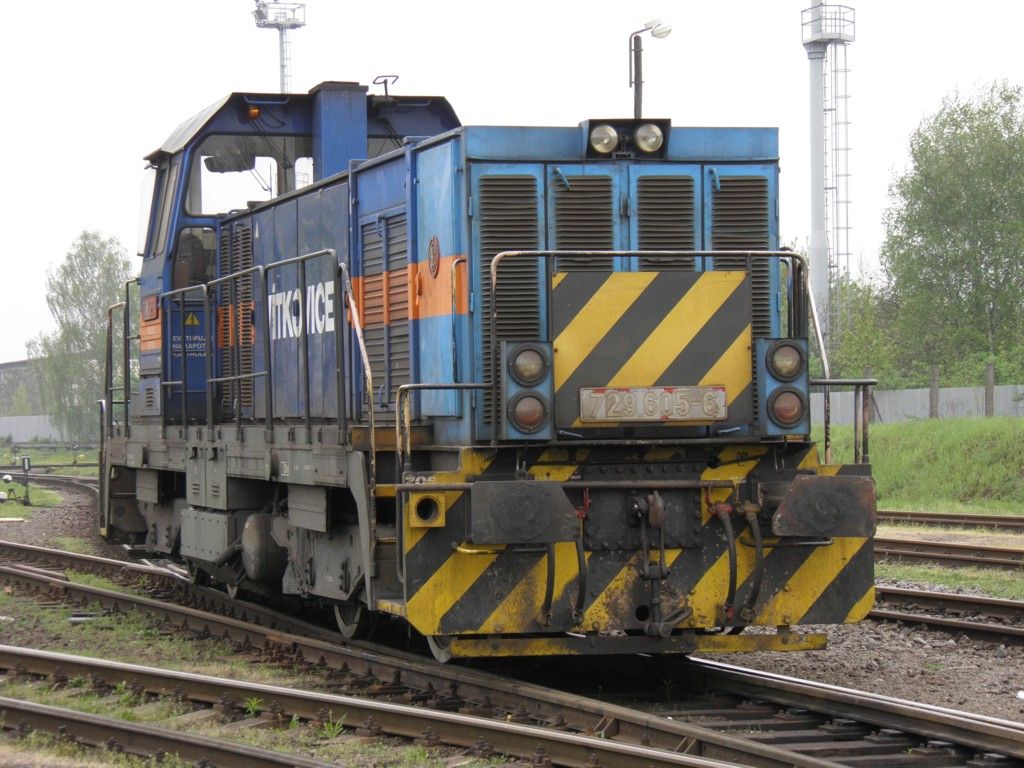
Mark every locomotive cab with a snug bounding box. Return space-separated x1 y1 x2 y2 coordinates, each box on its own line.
101 80 876 661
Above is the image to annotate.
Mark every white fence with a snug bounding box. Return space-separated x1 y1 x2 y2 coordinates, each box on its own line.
0 415 62 442
811 385 1024 425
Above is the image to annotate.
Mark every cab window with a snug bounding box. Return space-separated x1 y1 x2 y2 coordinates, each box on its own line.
185 134 313 215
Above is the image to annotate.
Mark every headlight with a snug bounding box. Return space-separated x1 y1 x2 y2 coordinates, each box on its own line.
768 342 804 381
634 123 664 153
508 393 548 434
508 345 547 386
767 388 806 428
589 124 619 154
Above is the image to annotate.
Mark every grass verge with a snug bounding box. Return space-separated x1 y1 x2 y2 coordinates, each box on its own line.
816 417 1024 515
875 561 1024 600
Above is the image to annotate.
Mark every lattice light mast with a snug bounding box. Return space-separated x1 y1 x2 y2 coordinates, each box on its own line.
253 1 306 93
802 4 854 352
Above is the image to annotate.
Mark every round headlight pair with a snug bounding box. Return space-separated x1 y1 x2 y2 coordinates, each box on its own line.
588 123 664 155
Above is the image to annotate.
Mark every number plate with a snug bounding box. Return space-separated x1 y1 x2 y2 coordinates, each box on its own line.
579 386 727 423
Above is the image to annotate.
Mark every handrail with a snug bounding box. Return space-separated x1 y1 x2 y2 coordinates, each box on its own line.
104 301 126 437
121 280 137 437
810 377 876 465
203 265 269 441
157 283 208 436
488 249 807 445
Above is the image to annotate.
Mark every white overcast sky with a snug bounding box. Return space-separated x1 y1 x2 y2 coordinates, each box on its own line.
1 0 1021 363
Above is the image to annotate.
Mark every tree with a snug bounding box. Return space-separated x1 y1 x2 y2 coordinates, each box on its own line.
28 232 134 441
881 82 1024 386
828 273 901 387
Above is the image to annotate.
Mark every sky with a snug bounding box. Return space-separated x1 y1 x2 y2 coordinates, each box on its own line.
1 0 1022 363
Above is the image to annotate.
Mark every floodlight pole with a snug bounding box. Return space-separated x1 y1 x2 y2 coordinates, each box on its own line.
253 1 307 93
629 20 672 120
631 32 644 119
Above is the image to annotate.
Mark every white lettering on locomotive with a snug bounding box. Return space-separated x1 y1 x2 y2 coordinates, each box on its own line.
268 281 335 341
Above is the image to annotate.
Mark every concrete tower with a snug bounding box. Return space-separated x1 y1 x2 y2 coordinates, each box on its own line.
802 4 854 351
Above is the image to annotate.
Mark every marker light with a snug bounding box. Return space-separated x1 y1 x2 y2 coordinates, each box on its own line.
248 105 261 120
509 345 547 386
634 123 664 153
589 124 619 154
768 342 804 381
768 388 805 428
508 393 547 434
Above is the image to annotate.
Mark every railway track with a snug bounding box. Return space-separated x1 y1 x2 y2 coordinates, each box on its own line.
872 586 1024 642
878 509 1024 531
0 540 1022 767
0 694 336 768
875 537 1024 570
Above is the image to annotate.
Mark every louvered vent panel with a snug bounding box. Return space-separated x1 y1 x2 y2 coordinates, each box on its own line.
478 176 541 422
219 223 254 417
386 215 410 401
711 176 771 338
554 176 614 271
711 176 770 422
637 176 695 271
359 215 409 419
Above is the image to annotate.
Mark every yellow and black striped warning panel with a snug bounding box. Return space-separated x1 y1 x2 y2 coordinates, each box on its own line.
393 444 874 645
551 271 753 430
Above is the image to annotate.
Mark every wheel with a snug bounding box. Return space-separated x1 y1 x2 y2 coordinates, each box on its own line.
426 635 453 663
333 599 375 640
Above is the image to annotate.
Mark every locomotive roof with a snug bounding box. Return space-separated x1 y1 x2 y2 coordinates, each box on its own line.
146 81 460 162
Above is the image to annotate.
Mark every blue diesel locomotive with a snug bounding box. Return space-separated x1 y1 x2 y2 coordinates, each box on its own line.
100 80 876 660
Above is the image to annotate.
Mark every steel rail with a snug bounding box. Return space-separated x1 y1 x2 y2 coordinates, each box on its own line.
874 537 1024 570
684 657 1024 760
0 646 733 768
0 695 336 768
0 546 847 768
877 510 1024 532
871 586 1024 641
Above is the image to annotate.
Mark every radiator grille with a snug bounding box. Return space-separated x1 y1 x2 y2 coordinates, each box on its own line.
554 176 614 272
478 176 541 422
361 213 409 418
637 176 696 271
218 222 254 416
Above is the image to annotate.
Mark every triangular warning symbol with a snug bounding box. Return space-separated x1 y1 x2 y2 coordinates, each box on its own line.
184 312 200 326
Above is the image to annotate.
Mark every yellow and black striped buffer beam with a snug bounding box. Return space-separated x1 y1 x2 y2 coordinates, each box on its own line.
551 271 753 430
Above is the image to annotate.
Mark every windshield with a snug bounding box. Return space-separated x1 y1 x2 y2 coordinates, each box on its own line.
137 166 157 256
186 134 313 215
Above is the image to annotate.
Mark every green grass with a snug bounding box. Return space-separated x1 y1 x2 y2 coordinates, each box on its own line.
0 446 98 477
816 417 1024 515
876 561 1024 600
50 536 95 554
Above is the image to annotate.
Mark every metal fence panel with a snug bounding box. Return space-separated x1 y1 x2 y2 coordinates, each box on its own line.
812 385 1024 425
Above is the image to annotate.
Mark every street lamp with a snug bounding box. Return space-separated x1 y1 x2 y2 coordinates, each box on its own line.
629 19 672 119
